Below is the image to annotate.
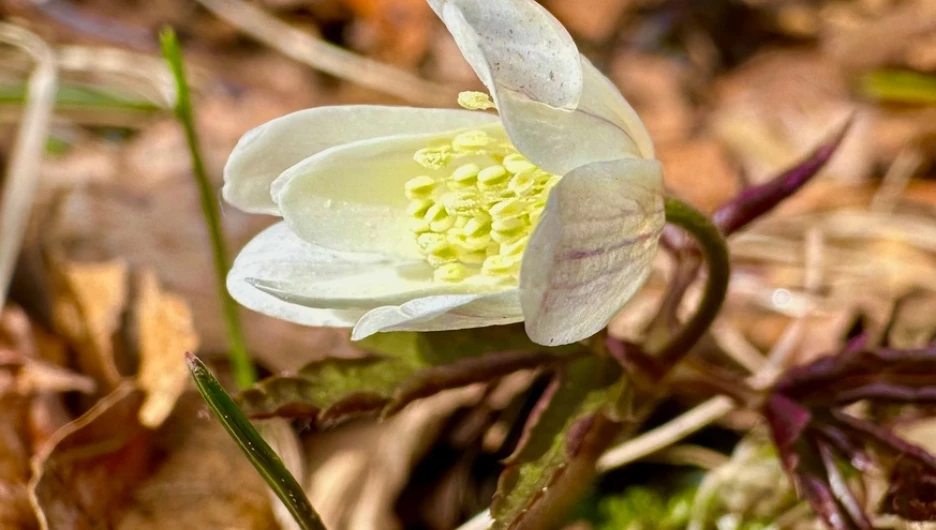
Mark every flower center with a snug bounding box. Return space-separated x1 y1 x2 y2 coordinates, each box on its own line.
404 128 560 283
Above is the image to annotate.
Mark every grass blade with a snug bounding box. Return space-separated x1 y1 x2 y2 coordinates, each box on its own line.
186 353 328 530
160 28 256 388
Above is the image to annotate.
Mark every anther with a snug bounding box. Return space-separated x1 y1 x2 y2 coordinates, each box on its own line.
452 130 491 152
407 198 433 217
478 165 509 188
405 176 437 198
434 262 469 282
503 153 535 174
414 146 451 169
457 91 496 111
450 163 480 187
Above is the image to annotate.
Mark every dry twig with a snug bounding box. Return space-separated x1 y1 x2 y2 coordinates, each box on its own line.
196 0 458 106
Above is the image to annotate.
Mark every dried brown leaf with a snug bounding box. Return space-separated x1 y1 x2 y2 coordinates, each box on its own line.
51 259 128 389
132 270 198 429
0 328 39 530
0 306 84 530
114 396 278 530
29 383 150 530
303 387 482 530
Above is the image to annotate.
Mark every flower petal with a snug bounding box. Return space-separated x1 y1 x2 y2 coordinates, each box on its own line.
350 290 523 340
498 56 654 175
229 222 511 327
227 223 368 327
519 158 665 346
428 0 582 110
429 0 653 173
223 106 498 214
274 122 504 259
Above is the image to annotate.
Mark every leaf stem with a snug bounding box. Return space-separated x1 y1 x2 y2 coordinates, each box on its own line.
653 197 731 365
160 29 256 388
186 353 328 530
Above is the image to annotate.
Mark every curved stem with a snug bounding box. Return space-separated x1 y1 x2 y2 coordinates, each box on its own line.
652 197 731 365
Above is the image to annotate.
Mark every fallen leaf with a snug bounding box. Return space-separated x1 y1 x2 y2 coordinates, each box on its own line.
303 386 482 530
114 395 278 530
0 306 86 530
710 50 871 185
131 269 198 429
50 259 128 390
0 309 40 530
29 383 150 530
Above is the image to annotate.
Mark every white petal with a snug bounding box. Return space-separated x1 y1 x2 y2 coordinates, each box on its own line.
274 122 504 259
519 158 665 346
429 0 582 110
223 106 498 214
351 290 523 340
229 222 510 327
499 57 654 175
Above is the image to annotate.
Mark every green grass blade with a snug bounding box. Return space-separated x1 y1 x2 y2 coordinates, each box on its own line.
160 28 256 388
186 353 328 530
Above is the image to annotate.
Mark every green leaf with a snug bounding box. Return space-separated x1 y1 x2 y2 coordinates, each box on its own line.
186 353 327 530
491 356 625 530
0 83 164 112
238 326 579 423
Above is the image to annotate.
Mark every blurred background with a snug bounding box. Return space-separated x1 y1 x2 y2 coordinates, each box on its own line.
1 0 936 529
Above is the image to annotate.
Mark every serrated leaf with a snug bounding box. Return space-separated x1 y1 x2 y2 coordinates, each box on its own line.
238 326 578 423
491 356 624 530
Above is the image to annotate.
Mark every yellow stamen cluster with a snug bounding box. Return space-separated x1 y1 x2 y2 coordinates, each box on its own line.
405 128 560 283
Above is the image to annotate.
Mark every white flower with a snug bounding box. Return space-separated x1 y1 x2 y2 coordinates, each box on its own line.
223 0 665 346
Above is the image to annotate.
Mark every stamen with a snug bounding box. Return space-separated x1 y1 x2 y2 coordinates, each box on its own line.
405 127 560 283
457 91 496 111
452 130 491 152
404 176 437 199
414 146 452 169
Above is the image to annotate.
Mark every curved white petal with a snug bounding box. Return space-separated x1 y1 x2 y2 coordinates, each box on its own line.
519 158 665 346
429 0 653 174
351 290 523 340
429 0 582 110
274 122 505 259
229 222 511 328
228 244 363 327
223 106 498 214
498 57 654 175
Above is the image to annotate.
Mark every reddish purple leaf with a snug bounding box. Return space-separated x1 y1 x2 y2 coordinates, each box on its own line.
882 457 936 521
713 118 851 236
764 341 936 528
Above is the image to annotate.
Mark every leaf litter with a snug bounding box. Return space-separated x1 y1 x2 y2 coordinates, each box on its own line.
3 0 936 529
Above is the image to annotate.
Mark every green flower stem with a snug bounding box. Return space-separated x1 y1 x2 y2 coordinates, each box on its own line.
653 197 731 365
160 29 256 388
186 354 328 530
